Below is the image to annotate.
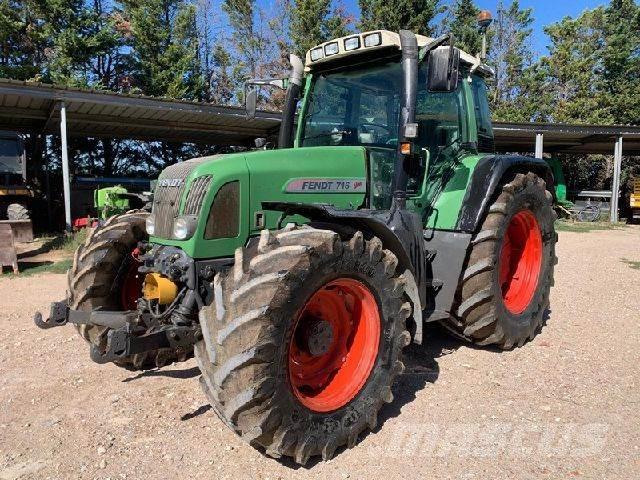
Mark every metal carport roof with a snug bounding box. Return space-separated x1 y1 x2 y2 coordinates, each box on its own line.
493 121 640 155
0 78 281 146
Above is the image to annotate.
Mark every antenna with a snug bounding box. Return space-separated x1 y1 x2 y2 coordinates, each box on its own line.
477 10 493 61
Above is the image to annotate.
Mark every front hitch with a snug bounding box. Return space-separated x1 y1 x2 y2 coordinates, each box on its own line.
34 302 201 365
34 301 135 330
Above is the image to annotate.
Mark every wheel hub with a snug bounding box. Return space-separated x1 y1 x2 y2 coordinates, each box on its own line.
299 317 334 357
288 278 381 413
499 209 543 314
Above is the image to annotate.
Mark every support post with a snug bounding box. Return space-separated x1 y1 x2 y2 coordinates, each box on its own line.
60 102 72 231
610 136 623 223
535 133 544 159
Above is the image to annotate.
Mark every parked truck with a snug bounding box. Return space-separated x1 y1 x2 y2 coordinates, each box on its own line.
36 26 557 463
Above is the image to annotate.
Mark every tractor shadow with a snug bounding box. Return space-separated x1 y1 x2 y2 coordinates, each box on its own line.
373 322 461 427
122 365 201 383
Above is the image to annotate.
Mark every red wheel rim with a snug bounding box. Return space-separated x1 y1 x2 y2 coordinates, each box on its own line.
499 210 543 314
120 249 143 310
288 278 380 412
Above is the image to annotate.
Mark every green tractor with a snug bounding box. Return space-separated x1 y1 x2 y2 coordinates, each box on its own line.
36 29 557 463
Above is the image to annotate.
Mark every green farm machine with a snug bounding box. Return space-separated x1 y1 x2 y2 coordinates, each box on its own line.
36 25 557 463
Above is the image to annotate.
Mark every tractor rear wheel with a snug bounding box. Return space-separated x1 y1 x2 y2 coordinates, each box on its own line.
7 203 29 220
444 172 557 349
195 225 411 464
68 211 191 370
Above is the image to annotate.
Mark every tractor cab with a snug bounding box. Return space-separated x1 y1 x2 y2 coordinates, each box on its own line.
248 30 496 212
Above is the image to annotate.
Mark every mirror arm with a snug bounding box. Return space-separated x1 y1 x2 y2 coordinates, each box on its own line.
418 34 451 63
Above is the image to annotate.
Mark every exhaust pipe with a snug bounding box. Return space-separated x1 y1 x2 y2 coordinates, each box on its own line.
392 30 419 210
278 54 304 149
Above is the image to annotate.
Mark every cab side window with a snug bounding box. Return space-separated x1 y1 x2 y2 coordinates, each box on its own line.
415 85 464 157
471 76 495 152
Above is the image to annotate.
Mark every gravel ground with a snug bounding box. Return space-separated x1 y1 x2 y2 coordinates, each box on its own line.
1 227 639 480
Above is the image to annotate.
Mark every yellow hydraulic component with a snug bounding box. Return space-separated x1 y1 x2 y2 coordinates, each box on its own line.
0 187 30 196
631 178 640 208
143 273 178 305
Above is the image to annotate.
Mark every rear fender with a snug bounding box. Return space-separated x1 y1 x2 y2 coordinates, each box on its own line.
456 155 554 233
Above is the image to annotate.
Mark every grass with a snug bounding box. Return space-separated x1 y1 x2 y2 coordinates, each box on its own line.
555 220 626 233
1 229 86 278
35 229 88 254
621 258 640 270
2 259 72 277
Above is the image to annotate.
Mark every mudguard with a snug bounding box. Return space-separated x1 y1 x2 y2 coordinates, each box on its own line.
456 155 555 233
261 201 428 308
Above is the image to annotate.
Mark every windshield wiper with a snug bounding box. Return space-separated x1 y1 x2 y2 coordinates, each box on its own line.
302 130 349 142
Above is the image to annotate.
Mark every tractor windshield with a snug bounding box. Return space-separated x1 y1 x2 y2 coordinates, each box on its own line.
0 138 22 174
301 60 403 149
301 59 467 210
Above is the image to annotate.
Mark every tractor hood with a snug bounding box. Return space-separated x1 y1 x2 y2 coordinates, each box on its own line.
149 146 368 259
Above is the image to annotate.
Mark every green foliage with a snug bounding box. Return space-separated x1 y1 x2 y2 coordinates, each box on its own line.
446 0 481 55
601 0 640 126
489 1 538 122
15 259 73 276
290 0 351 57
555 220 624 233
621 258 640 270
122 0 204 100
358 0 441 36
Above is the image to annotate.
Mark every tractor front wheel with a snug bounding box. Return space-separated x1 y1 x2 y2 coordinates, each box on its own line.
195 226 411 464
68 211 191 369
444 172 557 349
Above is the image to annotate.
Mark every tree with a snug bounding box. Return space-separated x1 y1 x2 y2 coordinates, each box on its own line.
541 8 609 124
359 0 440 36
488 1 536 121
222 0 264 80
0 1 40 80
210 43 234 104
289 0 352 58
122 0 204 100
446 0 481 56
601 0 640 125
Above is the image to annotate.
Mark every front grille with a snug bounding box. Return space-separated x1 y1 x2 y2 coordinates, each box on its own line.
152 158 209 238
183 175 212 215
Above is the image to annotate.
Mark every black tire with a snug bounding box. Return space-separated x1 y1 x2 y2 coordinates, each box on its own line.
195 225 411 464
443 172 557 349
68 211 190 370
7 203 29 220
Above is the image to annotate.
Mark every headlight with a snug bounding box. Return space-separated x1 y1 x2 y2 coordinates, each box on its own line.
310 47 324 61
364 32 382 48
172 215 197 240
145 214 155 236
344 36 360 51
324 42 339 56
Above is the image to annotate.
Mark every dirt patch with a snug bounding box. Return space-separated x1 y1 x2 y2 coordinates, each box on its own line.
0 227 639 479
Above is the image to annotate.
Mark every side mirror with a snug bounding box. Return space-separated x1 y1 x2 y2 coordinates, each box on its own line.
246 88 257 119
427 46 461 93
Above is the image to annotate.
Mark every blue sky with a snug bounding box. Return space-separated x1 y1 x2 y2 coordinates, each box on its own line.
338 0 609 57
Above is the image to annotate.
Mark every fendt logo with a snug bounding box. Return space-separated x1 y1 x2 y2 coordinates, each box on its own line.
158 178 183 188
285 178 367 193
